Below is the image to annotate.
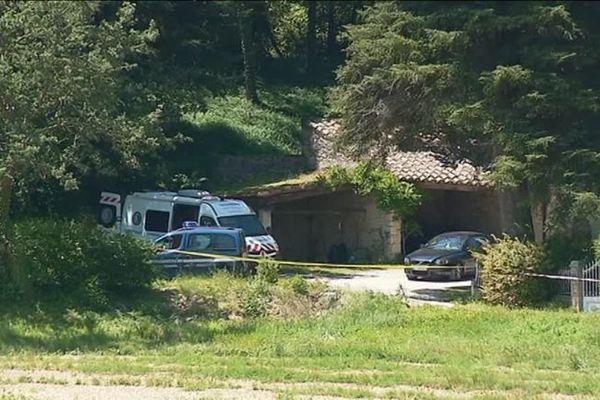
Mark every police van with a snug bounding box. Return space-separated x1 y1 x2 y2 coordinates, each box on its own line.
99 189 278 257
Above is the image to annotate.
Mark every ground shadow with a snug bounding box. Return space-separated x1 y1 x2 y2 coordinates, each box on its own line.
410 286 472 302
0 284 256 353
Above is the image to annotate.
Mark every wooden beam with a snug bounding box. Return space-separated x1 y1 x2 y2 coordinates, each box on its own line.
273 209 366 216
417 182 492 192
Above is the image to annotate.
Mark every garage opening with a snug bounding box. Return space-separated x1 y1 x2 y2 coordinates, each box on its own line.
270 190 392 263
405 188 502 253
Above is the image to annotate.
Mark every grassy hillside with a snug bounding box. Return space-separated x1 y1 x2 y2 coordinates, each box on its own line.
184 87 328 155
155 85 327 191
0 274 598 399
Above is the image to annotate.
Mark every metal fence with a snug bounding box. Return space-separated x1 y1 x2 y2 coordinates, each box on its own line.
583 259 600 297
554 259 600 312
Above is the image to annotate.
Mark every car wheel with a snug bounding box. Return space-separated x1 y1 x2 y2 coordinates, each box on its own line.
406 272 416 281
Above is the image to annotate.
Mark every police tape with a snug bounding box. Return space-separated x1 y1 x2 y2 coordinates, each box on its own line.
170 249 452 270
167 249 600 282
524 272 600 283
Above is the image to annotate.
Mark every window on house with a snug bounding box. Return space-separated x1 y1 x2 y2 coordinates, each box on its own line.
145 210 170 233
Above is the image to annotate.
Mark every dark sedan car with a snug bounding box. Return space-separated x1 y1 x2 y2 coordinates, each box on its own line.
404 231 490 281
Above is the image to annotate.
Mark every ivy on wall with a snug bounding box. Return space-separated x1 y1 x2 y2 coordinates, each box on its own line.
320 162 424 220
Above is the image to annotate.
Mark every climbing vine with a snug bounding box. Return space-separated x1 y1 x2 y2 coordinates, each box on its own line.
321 162 424 220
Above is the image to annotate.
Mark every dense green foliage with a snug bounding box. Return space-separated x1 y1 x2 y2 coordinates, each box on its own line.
0 2 166 199
322 162 424 219
0 1 365 219
2 1 599 304
9 218 157 306
476 236 549 306
334 2 600 241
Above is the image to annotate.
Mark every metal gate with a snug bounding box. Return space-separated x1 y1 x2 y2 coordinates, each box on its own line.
582 260 600 312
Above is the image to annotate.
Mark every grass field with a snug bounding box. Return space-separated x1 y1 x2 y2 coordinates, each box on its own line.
0 274 599 399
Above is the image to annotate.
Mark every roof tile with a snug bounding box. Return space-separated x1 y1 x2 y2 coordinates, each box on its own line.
309 119 490 187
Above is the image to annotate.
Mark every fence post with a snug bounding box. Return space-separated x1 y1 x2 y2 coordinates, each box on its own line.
570 260 583 312
471 264 481 299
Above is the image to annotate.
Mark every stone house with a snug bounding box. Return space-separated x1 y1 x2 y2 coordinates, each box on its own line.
231 119 516 263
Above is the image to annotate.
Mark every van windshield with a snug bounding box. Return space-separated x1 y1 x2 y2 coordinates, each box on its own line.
218 215 266 237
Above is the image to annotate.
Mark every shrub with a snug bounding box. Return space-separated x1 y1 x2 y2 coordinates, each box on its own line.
256 258 280 284
476 235 547 307
11 217 158 305
163 271 339 320
595 234 600 260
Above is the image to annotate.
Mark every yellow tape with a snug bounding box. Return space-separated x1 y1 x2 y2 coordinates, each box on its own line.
168 250 600 282
171 249 459 270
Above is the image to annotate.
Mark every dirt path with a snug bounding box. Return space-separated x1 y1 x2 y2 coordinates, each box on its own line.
0 368 592 400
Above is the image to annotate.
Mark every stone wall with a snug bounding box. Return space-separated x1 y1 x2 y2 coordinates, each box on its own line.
214 155 308 186
267 190 400 263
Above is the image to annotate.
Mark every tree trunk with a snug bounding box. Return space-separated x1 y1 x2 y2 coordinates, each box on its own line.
306 0 317 74
326 1 336 57
239 6 260 104
529 192 546 244
0 171 14 276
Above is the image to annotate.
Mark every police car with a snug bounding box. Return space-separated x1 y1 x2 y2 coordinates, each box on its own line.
153 222 248 273
99 189 278 258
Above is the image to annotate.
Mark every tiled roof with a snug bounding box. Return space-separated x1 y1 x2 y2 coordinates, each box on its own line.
309 119 490 188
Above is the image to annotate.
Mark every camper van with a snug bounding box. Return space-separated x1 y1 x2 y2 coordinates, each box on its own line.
99 189 278 257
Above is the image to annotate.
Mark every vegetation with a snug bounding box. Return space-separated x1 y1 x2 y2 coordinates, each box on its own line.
323 162 424 253
476 236 549 307
0 281 599 398
322 162 424 220
7 218 158 307
334 2 600 244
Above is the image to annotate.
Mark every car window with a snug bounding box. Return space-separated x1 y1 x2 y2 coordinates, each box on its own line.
145 210 170 233
200 216 217 227
218 215 266 236
426 235 468 251
156 234 182 250
187 233 211 251
467 237 488 252
171 204 200 230
211 234 237 250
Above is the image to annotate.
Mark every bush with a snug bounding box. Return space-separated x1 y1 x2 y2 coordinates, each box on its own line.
595 234 600 260
256 258 280 284
10 217 158 305
164 271 339 320
476 236 548 307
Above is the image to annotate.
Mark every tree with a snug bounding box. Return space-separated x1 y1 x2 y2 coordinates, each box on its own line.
333 2 600 243
326 1 337 57
0 2 165 267
239 2 261 104
306 0 317 74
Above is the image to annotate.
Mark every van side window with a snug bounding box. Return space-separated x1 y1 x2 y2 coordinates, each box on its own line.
156 234 182 250
145 210 170 232
200 216 217 227
172 204 200 230
211 234 236 250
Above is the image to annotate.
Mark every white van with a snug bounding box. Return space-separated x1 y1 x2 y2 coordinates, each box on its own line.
99 189 278 257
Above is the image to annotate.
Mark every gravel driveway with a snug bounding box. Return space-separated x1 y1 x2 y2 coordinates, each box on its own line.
315 268 472 305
